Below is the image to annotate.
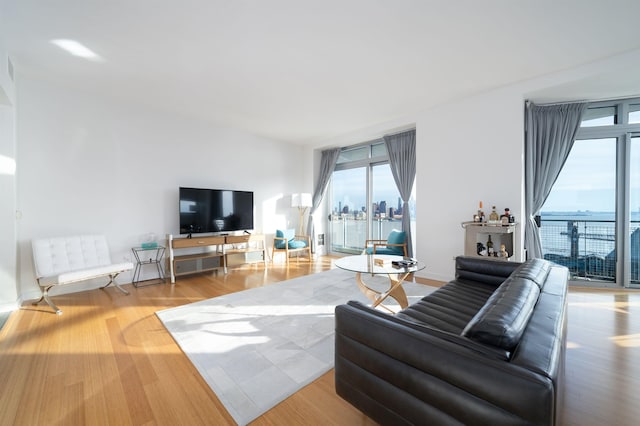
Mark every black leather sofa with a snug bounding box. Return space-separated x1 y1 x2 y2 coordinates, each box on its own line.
335 256 569 425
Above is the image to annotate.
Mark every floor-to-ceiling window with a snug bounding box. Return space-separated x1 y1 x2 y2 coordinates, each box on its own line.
541 99 640 287
329 140 415 255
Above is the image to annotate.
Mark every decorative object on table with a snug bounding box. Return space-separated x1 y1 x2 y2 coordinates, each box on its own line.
140 232 158 249
476 242 486 255
291 193 313 235
500 244 508 258
501 208 514 225
486 235 494 255
489 206 500 224
374 257 391 267
391 258 418 267
474 201 485 222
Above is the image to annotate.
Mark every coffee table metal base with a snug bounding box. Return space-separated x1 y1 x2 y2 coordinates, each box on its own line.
356 271 410 313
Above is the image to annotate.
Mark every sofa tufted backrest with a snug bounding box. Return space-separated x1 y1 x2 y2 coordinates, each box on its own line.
510 258 551 289
461 260 551 352
455 256 519 287
32 235 113 278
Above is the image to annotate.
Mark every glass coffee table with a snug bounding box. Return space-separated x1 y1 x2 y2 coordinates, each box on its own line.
335 254 425 313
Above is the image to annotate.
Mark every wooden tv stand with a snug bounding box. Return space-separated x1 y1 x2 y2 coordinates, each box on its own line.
167 234 266 283
222 234 267 273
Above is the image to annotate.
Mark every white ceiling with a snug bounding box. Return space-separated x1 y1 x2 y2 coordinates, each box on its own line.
2 0 640 144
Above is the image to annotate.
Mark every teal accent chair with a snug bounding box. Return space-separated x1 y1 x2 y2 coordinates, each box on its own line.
363 229 408 256
272 229 312 263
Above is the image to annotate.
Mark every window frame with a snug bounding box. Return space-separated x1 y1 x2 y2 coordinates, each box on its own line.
574 98 640 287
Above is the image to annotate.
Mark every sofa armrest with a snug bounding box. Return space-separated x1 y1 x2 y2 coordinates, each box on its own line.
335 301 556 425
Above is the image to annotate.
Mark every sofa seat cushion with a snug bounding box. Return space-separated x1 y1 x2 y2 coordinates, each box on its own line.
395 280 496 334
287 240 308 249
37 262 134 287
462 276 540 352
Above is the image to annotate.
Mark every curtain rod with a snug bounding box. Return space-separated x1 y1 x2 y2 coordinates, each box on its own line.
526 99 588 107
527 94 640 107
342 126 416 149
384 127 416 138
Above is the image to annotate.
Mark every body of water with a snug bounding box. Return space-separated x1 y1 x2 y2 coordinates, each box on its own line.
541 211 640 257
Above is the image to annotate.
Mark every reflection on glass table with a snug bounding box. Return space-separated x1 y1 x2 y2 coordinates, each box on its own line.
335 254 425 313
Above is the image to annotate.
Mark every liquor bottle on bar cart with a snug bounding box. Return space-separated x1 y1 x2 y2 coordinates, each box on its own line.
486 235 494 256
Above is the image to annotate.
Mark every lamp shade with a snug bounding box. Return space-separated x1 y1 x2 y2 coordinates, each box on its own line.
292 193 313 208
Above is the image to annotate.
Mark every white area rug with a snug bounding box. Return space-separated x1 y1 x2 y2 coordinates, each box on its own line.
156 268 436 425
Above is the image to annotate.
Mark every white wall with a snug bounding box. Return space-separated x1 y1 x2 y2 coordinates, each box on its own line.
0 46 18 312
16 76 304 301
14 47 640 302
309 89 526 283
310 51 640 283
416 86 525 281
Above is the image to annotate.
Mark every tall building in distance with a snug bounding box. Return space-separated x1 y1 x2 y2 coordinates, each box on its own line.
379 200 387 217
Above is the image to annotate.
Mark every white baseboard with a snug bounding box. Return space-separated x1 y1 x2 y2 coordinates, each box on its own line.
0 301 20 313
415 271 454 283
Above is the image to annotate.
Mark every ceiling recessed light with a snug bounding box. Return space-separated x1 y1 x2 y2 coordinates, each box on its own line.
51 39 103 62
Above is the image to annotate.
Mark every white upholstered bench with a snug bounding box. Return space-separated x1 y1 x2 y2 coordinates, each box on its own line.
32 235 133 314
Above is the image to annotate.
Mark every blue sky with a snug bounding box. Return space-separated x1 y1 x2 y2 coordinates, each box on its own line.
331 138 639 215
332 166 402 212
542 137 640 213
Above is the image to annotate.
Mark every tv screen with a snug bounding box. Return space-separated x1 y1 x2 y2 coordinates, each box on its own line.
179 187 254 235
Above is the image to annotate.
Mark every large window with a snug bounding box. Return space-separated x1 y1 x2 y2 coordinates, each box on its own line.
541 98 640 287
329 140 415 254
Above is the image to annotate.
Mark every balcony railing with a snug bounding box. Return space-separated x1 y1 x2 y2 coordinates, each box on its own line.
540 219 640 284
330 216 407 255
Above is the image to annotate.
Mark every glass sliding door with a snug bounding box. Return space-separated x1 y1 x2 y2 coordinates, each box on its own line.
371 163 403 241
328 138 416 256
538 98 640 287
630 136 640 284
541 138 618 283
329 167 367 254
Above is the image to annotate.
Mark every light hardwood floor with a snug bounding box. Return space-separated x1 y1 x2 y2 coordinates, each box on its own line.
1 257 639 425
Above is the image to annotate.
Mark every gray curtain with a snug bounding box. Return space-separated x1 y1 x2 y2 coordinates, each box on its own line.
384 129 416 258
307 147 340 252
524 101 588 259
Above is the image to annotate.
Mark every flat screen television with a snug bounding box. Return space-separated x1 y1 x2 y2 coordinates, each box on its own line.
179 187 254 235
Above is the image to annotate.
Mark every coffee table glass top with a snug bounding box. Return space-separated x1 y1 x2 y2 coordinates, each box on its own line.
334 254 425 274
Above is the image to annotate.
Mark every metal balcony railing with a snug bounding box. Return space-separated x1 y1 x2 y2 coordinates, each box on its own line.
540 219 640 283
330 216 639 284
329 215 407 255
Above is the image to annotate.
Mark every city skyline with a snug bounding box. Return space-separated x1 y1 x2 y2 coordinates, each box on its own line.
331 166 415 215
